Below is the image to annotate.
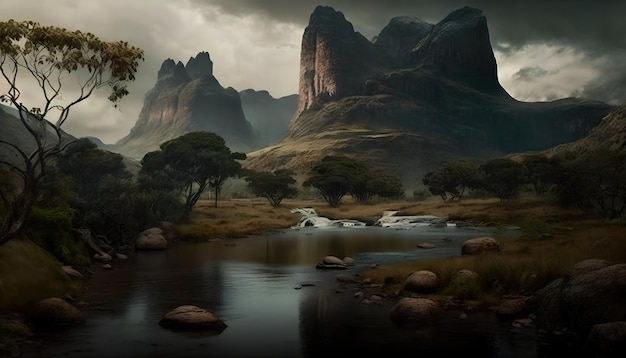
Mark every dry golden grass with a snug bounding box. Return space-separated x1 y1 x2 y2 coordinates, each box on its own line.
362 216 626 301
177 195 588 240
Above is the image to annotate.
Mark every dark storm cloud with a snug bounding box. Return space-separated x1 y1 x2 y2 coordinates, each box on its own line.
192 0 626 51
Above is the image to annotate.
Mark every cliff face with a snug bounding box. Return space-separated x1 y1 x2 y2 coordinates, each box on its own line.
245 5 615 188
112 52 259 159
295 6 388 119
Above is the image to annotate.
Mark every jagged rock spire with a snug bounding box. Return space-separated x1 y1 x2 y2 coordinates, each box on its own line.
186 51 213 79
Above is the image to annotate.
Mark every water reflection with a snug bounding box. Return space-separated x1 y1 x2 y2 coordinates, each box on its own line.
22 225 544 358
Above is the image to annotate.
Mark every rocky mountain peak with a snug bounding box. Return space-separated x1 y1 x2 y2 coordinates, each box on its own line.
374 16 432 65
157 59 189 84
295 5 388 118
185 51 213 79
412 6 502 94
307 5 354 35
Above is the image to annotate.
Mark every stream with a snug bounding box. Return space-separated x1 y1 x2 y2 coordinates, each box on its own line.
22 224 544 357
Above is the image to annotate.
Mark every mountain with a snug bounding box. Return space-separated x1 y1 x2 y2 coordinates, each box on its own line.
544 105 626 156
111 52 260 159
0 104 75 165
238 89 298 147
243 6 614 188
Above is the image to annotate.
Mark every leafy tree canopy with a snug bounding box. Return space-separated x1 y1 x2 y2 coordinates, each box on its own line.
304 155 404 207
244 169 298 207
140 131 245 214
0 19 143 246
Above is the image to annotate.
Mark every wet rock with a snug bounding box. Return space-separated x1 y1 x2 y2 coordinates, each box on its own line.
404 270 440 293
417 243 435 249
159 305 227 331
316 255 348 269
461 237 501 255
496 297 531 319
390 297 441 327
135 227 168 250
93 252 112 262
342 256 355 265
28 297 84 326
61 265 83 279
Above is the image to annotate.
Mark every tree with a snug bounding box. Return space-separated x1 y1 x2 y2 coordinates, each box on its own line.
0 20 143 246
55 138 138 246
475 158 527 201
553 149 626 219
303 156 359 207
140 132 245 215
522 154 558 196
355 167 405 203
423 160 478 202
244 169 298 207
303 155 404 207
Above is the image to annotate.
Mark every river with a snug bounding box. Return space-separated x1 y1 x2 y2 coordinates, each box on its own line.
22 225 545 357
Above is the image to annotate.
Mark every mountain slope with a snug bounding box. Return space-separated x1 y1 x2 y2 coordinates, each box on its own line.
243 6 614 188
112 52 259 159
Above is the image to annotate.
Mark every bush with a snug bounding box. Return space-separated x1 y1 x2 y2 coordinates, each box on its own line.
27 206 90 267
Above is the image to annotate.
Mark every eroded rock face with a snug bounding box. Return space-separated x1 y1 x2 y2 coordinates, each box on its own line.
159 305 227 331
295 5 388 119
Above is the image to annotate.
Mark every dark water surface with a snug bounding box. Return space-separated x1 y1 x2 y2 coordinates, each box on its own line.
25 225 541 357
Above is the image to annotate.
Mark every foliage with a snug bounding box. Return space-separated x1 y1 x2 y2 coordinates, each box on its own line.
553 148 626 219
423 160 478 202
521 154 558 196
0 19 143 246
474 158 527 201
52 138 144 246
140 131 245 215
303 155 404 207
26 206 90 267
244 169 298 207
354 167 405 202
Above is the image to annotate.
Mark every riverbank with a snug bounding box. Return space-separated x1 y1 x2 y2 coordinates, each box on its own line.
178 195 626 301
176 195 587 240
3 195 625 356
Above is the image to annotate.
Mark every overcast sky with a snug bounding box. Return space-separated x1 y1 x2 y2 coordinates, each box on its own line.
2 0 625 143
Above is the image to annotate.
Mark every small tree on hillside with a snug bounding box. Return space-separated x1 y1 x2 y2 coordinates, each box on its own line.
0 20 143 246
244 169 298 207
